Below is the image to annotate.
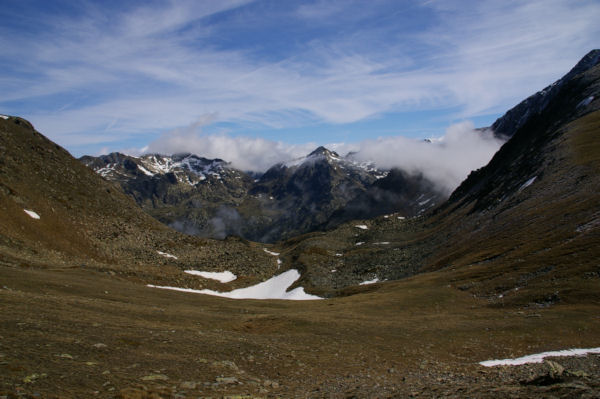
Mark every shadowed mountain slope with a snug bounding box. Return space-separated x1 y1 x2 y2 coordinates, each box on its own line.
491 49 600 139
0 117 279 288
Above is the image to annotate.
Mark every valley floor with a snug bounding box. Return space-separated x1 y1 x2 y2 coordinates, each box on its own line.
1 264 600 398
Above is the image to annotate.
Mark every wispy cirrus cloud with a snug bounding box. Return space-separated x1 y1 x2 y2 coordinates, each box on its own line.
0 0 598 156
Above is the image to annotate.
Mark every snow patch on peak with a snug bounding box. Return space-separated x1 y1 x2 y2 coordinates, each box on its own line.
136 154 227 182
96 164 117 178
137 164 155 177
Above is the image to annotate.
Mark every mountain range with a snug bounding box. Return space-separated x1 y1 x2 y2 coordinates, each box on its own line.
81 144 444 242
79 51 600 245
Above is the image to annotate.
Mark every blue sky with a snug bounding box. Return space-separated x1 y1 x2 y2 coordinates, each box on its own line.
1 0 599 169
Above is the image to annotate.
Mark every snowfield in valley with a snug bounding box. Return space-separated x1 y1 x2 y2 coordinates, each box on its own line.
149 269 321 300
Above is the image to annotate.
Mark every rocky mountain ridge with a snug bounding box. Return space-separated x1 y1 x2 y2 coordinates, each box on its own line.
491 49 600 139
81 144 443 242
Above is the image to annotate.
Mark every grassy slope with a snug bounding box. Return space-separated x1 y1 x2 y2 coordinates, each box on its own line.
0 117 279 288
2 264 600 398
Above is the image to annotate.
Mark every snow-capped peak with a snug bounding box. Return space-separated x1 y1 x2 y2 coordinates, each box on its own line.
282 146 341 168
139 153 227 178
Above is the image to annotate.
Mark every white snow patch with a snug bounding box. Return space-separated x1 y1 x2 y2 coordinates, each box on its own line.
577 95 594 108
148 269 321 300
184 270 237 283
374 242 390 245
355 242 365 246
480 347 600 367
335 253 343 257
277 259 282 269
397 216 406 220
518 176 537 192
355 225 368 230
157 250 178 259
331 269 337 273
137 164 155 177
0 115 9 120
23 209 40 219
360 278 380 285
96 164 117 178
263 248 280 256
418 198 431 206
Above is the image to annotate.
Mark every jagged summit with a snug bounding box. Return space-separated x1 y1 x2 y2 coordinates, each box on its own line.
82 143 436 242
308 146 340 158
81 152 236 184
281 146 342 168
567 49 600 77
492 49 600 139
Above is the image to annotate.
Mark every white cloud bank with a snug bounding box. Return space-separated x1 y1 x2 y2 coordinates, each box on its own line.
147 125 316 172
147 120 504 193
348 121 505 193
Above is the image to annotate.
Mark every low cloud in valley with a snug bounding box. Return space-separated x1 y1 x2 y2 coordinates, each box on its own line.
146 120 505 194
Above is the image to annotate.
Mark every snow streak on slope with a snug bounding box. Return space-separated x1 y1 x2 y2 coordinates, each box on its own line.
360 278 380 285
263 248 280 256
23 209 40 219
480 347 600 367
157 250 177 259
184 270 237 283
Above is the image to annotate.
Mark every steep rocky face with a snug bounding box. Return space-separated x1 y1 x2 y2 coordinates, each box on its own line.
244 146 390 241
80 152 254 237
491 49 600 139
82 144 446 242
83 145 441 242
450 51 600 212
324 168 445 228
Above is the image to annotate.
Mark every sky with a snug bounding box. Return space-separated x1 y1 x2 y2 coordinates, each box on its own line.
1 0 599 179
